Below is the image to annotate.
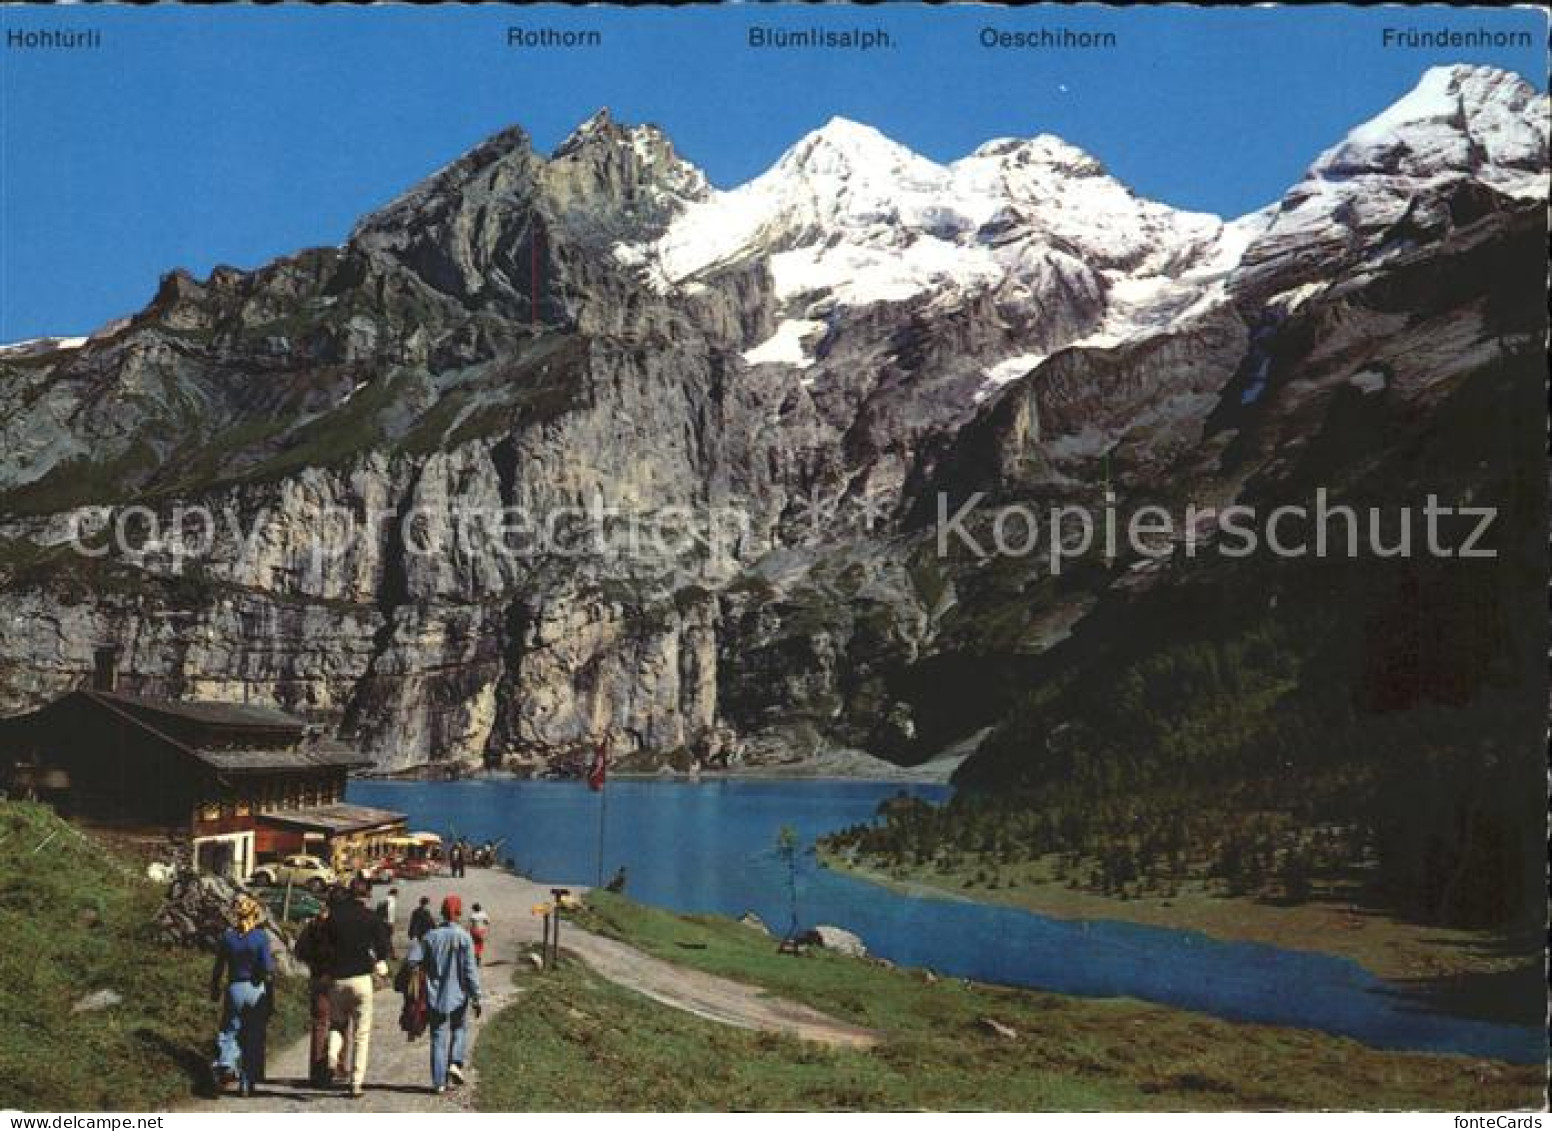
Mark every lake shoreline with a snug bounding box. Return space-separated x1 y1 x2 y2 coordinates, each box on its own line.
361 762 962 786
358 738 969 785
349 777 1543 1061
472 891 1544 1110
819 851 1541 1000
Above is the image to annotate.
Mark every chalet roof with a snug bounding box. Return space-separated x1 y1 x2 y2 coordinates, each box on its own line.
66 690 371 776
258 803 408 835
197 745 372 774
87 691 305 733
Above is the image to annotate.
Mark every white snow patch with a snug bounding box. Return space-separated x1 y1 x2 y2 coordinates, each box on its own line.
1268 281 1328 314
1205 206 1276 274
0 335 87 356
769 239 1001 308
1347 67 1461 149
1349 369 1387 394
975 353 1046 403
743 319 826 368
612 243 650 268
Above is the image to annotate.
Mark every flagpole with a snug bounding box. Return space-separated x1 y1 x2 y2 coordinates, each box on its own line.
592 754 605 887
596 776 608 888
592 740 609 888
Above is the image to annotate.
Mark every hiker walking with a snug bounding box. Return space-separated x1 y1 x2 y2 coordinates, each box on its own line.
407 894 483 1095
408 895 435 941
321 877 392 1098
375 886 400 958
293 892 342 1087
468 902 491 965
209 894 275 1098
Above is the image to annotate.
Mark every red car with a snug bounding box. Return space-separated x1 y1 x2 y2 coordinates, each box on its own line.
388 856 437 880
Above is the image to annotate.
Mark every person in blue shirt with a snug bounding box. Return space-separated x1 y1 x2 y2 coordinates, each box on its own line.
406 894 483 1094
209 895 276 1097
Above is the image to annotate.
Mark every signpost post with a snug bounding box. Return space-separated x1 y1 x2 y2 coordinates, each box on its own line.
549 887 571 966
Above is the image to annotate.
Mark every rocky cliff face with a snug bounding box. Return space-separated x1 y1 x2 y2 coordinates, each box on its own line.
0 66 1545 774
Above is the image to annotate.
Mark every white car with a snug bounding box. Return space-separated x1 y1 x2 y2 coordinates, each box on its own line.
250 854 337 893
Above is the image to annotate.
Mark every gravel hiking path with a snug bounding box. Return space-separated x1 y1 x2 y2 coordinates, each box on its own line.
183 868 877 1112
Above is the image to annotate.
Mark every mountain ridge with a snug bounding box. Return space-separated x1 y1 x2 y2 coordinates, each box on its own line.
0 64 1545 790
7 63 1543 350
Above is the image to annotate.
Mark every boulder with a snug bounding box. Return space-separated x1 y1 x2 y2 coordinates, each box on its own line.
799 924 867 958
71 989 122 1014
151 870 301 976
737 911 771 936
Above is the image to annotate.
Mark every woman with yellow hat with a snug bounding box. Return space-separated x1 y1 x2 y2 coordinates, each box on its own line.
209 894 277 1097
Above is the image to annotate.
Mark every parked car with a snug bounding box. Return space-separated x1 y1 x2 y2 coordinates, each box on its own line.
250 853 337 893
252 885 323 922
380 833 443 880
388 855 436 880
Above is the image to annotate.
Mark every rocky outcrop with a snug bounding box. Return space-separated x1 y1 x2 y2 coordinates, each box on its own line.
153 871 302 976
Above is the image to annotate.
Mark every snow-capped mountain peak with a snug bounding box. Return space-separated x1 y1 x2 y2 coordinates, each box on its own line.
1241 65 1549 294
554 106 619 151
549 108 712 204
965 133 1107 177
650 119 957 293
775 117 936 179
644 117 1230 313
1313 64 1548 182
616 65 1547 393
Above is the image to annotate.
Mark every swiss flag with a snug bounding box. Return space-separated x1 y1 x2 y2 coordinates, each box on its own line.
587 742 607 792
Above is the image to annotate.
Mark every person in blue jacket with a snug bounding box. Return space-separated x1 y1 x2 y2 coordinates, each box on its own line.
406 894 483 1094
210 894 276 1097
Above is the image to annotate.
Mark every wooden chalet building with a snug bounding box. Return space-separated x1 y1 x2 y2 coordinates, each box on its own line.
0 653 405 879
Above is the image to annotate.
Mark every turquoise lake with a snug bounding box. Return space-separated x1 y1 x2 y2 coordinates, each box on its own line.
350 777 1543 1065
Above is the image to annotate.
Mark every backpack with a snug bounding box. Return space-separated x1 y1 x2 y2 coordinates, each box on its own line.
398 965 429 1040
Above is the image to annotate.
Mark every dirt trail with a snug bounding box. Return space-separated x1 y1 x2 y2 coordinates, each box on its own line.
183 868 875 1112
564 931 878 1048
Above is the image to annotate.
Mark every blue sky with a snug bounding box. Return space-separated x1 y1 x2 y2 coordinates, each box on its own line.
1 4 1545 341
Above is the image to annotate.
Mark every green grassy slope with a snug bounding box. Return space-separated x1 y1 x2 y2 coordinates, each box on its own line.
473 894 1544 1111
0 803 304 1111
